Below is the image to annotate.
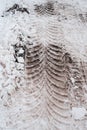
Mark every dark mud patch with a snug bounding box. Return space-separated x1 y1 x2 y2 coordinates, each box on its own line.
1 4 29 17
79 12 87 23
12 43 26 64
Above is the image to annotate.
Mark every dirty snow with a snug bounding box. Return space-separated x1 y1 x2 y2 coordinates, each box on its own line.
0 0 87 130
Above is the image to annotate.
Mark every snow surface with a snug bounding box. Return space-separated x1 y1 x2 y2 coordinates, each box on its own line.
0 0 87 130
71 107 87 120
0 0 87 61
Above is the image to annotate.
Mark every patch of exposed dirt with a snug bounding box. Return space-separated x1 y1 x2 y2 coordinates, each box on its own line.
1 3 29 17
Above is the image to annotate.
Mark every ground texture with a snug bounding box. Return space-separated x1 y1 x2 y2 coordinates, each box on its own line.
0 0 87 130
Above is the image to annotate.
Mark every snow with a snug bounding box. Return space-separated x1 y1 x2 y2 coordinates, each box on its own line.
0 0 87 61
70 77 75 84
71 107 87 120
0 0 87 130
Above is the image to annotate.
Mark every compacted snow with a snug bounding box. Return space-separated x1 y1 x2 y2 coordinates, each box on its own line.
0 0 87 130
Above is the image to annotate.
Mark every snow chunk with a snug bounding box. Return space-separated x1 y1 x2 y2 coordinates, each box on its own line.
71 107 87 120
18 48 24 54
83 85 87 91
70 77 75 84
17 57 24 63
